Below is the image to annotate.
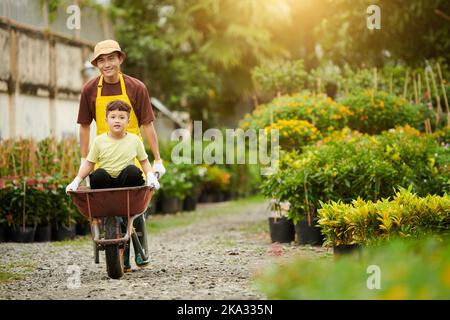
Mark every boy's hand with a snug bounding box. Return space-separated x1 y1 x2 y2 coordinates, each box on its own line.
146 172 160 190
152 159 166 178
66 177 82 194
80 158 90 187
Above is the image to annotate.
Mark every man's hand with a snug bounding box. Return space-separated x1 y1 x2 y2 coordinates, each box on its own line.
152 159 166 178
66 177 82 194
146 172 160 190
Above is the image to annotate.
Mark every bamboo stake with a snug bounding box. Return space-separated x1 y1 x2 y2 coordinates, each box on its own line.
373 67 378 91
413 73 418 104
22 179 26 230
429 66 443 114
252 94 259 109
436 63 450 127
425 69 439 125
389 74 393 95
417 73 422 103
29 139 37 177
403 70 409 99
60 140 66 176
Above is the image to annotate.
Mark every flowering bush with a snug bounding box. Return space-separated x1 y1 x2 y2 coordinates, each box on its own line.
0 175 81 229
0 137 80 178
339 90 432 134
264 119 321 150
240 92 353 133
260 127 450 223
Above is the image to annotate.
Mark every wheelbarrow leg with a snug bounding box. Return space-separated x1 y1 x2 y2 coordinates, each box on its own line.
131 214 150 266
120 218 132 272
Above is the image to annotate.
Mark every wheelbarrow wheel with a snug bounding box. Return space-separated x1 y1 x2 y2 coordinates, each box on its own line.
105 217 124 279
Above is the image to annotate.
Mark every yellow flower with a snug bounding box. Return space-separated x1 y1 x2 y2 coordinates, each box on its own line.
382 285 408 300
442 264 450 288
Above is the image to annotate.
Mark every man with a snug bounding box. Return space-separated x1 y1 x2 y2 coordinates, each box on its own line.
78 39 166 179
77 40 166 271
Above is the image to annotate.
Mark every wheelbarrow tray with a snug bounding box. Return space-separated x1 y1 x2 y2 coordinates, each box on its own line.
68 186 153 218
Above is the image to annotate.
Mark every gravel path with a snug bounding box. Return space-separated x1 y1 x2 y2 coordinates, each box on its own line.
0 199 331 300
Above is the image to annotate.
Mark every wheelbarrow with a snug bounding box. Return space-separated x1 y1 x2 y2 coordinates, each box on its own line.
68 185 154 279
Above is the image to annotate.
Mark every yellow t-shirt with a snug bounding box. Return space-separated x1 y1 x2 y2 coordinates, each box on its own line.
87 132 148 178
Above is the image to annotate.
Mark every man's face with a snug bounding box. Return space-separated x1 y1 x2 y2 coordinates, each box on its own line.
96 52 123 78
106 110 129 134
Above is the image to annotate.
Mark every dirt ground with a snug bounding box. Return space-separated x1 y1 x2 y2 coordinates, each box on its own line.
0 200 331 300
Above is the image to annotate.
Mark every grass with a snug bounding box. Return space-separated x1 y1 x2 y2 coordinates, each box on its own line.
0 262 37 283
146 195 266 233
50 236 90 247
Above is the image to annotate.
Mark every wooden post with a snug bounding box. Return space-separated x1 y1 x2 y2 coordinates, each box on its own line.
49 36 57 137
429 66 443 114
436 63 450 127
424 69 439 126
373 67 378 91
413 73 418 104
389 73 393 95
252 94 259 109
403 70 409 99
8 28 18 139
417 73 422 103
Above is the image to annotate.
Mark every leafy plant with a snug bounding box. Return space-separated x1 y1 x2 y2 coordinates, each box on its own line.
318 188 450 246
260 127 450 223
339 90 432 134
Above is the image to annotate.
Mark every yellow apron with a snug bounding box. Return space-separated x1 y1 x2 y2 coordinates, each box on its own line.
95 73 145 177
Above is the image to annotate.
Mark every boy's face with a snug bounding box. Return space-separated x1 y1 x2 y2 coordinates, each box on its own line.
106 110 129 134
96 52 123 79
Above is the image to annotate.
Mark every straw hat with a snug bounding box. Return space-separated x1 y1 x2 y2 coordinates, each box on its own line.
91 40 126 66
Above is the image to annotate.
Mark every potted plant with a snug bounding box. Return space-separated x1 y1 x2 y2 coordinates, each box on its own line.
268 199 295 243
8 178 38 243
159 163 193 214
52 182 76 241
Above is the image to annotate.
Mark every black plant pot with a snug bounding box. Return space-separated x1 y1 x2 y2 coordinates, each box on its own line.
53 224 76 241
295 219 324 245
11 226 36 243
35 225 52 242
215 192 225 202
76 221 91 236
161 196 182 214
148 202 157 215
333 244 361 256
268 217 295 243
183 195 197 212
0 224 7 242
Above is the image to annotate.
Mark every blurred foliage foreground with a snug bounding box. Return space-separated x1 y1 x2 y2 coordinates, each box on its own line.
255 236 450 299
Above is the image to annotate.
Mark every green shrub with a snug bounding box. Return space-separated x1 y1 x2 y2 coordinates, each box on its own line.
240 92 353 133
254 236 450 299
339 90 432 134
260 127 450 223
318 188 450 246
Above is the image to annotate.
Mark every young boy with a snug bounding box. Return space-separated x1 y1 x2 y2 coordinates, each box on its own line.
66 100 160 191
66 100 160 271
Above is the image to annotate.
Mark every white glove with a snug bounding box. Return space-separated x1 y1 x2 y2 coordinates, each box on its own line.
146 172 160 190
81 158 90 187
152 159 166 178
66 176 82 194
